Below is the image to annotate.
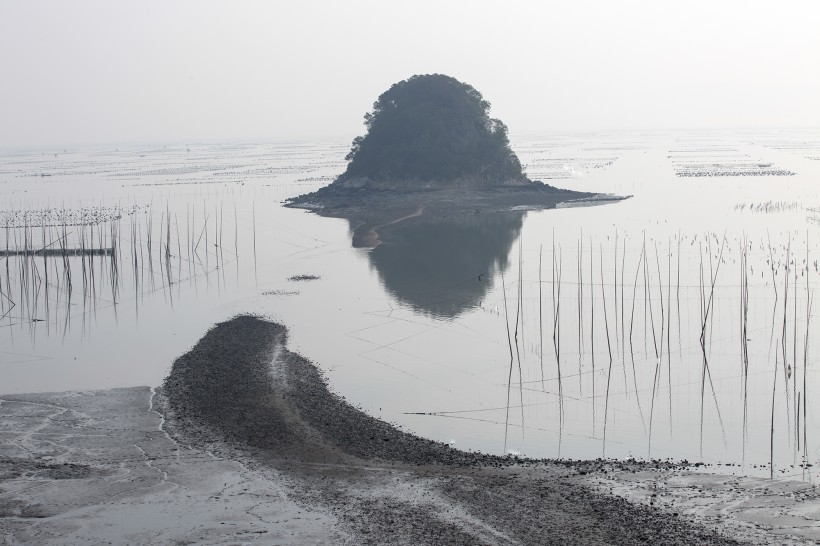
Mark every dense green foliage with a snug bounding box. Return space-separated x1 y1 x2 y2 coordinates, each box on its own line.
341 74 527 186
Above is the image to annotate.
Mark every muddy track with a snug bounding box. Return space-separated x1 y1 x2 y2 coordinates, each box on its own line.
159 315 741 545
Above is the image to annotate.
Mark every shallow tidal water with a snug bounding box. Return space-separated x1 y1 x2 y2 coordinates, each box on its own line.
2 129 820 481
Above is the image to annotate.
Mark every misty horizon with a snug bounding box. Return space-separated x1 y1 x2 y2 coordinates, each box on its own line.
1 0 818 148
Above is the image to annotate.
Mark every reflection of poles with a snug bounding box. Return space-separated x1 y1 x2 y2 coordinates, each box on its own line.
666 238 672 433
677 232 682 351
804 233 811 470
175 214 182 288
518 234 524 351
165 209 174 307
698 233 727 457
621 238 627 394
771 342 778 479
552 235 563 425
741 235 750 463
601 245 613 457
513 236 525 439
642 232 648 355
0 282 15 322
647 238 661 458
204 202 209 277
794 239 798 451
253 202 257 284
501 270 515 455
589 236 595 433
80 224 87 310
147 209 154 288
766 231 779 363
41 226 49 325
5 223 11 315
614 230 619 356
187 204 192 279
654 241 666 433
234 204 239 282
539 245 544 390
803 294 812 469
219 201 224 269
782 235 791 448
578 236 583 393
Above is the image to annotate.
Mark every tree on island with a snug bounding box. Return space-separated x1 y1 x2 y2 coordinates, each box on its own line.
336 74 529 189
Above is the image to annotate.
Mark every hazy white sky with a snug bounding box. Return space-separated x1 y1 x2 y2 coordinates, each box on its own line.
1 1 818 147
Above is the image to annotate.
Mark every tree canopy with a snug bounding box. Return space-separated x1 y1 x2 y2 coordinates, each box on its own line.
340 74 527 187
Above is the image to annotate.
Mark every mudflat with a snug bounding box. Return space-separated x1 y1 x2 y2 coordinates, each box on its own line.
0 387 341 544
158 315 739 545
4 315 818 544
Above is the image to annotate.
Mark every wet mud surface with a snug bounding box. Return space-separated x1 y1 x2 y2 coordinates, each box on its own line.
0 387 343 544
159 314 742 545
6 314 816 543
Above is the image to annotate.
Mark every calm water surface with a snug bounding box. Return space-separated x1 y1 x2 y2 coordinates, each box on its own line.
2 130 820 480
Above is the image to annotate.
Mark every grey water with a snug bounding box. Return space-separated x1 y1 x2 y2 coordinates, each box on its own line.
2 129 820 481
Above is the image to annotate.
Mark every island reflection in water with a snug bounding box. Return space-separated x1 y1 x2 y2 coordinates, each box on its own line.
365 211 524 318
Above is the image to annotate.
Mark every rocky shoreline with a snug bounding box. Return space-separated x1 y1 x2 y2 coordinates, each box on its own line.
158 314 740 545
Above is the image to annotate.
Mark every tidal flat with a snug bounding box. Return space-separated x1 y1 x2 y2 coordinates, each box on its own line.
3 129 820 542
0 316 744 544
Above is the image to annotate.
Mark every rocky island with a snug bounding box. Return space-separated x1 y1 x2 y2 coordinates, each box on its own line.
286 74 618 247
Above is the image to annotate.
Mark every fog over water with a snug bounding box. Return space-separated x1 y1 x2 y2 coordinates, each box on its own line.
2 128 820 477
2 0 820 478
1 1 818 148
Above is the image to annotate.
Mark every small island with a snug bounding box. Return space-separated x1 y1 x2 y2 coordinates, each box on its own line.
285 74 619 247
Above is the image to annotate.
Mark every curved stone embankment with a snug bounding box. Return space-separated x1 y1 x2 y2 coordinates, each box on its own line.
159 314 742 545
